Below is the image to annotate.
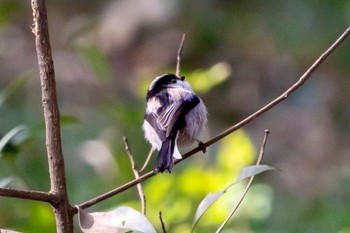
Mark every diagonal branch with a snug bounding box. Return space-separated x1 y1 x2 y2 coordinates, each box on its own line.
200 26 350 149
75 26 350 213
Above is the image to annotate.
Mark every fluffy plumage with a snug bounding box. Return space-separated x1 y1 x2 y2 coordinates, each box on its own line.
142 74 207 172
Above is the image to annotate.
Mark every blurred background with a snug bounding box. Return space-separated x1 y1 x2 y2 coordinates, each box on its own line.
0 0 350 232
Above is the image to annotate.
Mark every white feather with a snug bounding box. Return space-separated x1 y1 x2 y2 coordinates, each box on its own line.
142 120 162 150
173 133 182 159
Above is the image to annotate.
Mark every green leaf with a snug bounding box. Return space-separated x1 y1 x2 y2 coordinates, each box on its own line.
192 164 274 231
192 189 226 231
235 165 275 183
0 125 26 158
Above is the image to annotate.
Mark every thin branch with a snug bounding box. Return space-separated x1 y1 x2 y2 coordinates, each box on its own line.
123 137 146 215
139 147 155 173
0 188 55 204
200 26 350 151
75 26 350 213
176 33 186 76
215 130 270 233
76 170 154 212
256 130 270 164
31 0 73 232
159 211 167 233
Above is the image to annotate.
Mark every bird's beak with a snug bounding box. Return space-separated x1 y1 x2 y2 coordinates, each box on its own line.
180 76 185 81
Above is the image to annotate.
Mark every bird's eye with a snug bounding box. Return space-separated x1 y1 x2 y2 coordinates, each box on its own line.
171 79 177 83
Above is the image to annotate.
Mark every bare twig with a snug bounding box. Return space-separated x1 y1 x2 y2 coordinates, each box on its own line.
139 147 155 173
123 137 146 215
215 130 270 233
159 211 167 233
176 33 186 76
75 26 350 213
77 170 154 212
199 26 350 151
31 0 73 232
0 188 55 203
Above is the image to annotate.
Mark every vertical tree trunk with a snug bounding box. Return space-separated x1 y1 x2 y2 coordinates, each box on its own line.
31 0 73 232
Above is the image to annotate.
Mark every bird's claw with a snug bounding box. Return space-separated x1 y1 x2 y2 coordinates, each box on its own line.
197 141 207 153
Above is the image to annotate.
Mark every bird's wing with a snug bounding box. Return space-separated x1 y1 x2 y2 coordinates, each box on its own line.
158 95 200 138
144 112 167 142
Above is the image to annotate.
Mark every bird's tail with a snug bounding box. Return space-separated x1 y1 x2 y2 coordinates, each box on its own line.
155 136 181 173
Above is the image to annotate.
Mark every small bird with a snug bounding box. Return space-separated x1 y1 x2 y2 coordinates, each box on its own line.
142 74 207 173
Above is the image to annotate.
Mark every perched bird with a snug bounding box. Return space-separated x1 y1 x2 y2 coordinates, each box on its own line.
142 74 207 173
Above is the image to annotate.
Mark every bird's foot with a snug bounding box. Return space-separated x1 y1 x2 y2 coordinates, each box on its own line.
195 140 207 153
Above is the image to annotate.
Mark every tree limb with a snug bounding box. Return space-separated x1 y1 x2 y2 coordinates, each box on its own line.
31 0 73 232
200 26 350 149
0 188 55 204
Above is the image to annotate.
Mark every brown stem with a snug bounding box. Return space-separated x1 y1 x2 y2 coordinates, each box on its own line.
201 26 350 150
176 33 186 76
31 0 73 232
139 147 155 173
159 211 167 233
215 130 270 233
0 188 55 203
75 26 350 213
123 137 147 215
77 170 155 212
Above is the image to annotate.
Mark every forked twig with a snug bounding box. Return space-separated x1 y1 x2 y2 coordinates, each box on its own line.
215 130 270 233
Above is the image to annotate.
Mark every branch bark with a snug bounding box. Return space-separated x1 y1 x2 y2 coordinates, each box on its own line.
31 0 73 232
76 26 350 212
176 33 186 76
0 188 55 203
123 137 146 215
